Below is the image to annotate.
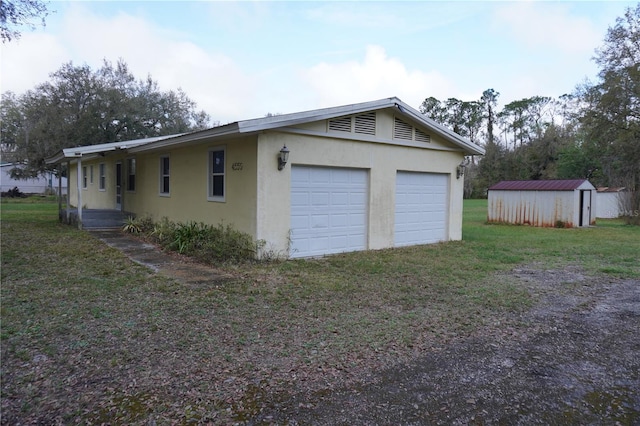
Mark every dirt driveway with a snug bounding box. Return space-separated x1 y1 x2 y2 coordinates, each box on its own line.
248 268 640 425
92 231 639 424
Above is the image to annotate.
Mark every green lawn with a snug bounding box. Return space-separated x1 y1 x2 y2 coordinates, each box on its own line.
2 197 639 423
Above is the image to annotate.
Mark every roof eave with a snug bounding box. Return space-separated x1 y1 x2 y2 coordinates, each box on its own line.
128 124 242 153
44 135 184 164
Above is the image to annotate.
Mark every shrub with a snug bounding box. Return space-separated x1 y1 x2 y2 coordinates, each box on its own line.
146 218 262 263
150 217 176 246
1 187 26 198
122 216 142 233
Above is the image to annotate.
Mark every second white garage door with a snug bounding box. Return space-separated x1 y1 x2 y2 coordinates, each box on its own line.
290 166 368 258
395 171 448 246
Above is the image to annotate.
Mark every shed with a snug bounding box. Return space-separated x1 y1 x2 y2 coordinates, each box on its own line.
1 163 67 195
46 97 485 258
596 187 629 219
487 179 596 228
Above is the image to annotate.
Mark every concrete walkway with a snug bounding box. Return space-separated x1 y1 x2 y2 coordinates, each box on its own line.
89 230 232 286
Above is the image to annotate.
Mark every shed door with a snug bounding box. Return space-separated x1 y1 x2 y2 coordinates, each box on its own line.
290 166 368 258
580 190 592 226
395 172 448 246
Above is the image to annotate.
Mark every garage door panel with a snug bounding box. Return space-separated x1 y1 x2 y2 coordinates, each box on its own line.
310 214 329 229
395 172 448 247
291 166 368 258
312 192 329 206
291 192 309 206
331 192 349 206
331 213 348 228
290 214 309 229
349 213 366 227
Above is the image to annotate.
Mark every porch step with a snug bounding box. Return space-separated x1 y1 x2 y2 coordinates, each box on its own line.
61 209 131 230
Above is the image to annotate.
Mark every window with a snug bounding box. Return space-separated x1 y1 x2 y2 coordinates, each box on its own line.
99 163 106 190
126 158 136 191
90 165 94 185
208 147 225 201
160 156 170 195
82 166 87 189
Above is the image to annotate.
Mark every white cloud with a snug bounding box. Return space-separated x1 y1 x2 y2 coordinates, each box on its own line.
58 5 257 123
304 4 404 29
1 31 68 94
493 2 601 54
301 45 455 110
0 4 256 124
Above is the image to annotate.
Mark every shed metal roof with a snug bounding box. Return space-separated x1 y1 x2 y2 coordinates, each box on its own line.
488 179 591 191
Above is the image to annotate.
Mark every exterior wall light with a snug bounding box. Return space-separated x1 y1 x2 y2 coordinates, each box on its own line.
278 145 290 171
456 158 470 179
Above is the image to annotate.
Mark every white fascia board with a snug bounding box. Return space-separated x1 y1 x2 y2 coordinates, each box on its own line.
126 100 400 152
127 125 241 153
46 135 183 163
236 97 399 133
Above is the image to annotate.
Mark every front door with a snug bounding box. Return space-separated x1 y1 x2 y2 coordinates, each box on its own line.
115 162 122 211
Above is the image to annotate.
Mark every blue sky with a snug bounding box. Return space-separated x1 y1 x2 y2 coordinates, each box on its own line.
1 1 635 124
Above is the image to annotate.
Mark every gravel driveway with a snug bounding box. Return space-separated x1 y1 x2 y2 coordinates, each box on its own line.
250 267 640 425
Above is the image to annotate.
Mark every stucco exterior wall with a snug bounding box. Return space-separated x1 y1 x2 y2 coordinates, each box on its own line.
68 157 122 209
124 137 258 235
256 130 464 256
62 106 471 257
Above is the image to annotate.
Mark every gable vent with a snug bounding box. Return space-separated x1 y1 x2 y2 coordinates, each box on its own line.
393 117 413 140
329 116 352 132
354 112 376 135
415 128 431 143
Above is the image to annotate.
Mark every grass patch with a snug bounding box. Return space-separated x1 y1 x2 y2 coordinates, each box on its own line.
2 198 638 423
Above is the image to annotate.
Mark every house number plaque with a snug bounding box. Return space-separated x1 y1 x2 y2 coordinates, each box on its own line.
232 162 243 171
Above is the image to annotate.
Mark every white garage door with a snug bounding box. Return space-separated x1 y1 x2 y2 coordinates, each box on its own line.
395 171 448 246
290 166 368 258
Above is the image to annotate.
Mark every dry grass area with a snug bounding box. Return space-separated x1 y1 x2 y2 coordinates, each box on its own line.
2 198 639 424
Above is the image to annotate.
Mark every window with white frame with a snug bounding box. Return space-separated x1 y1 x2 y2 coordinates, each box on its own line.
208 147 225 201
126 158 136 191
160 156 170 195
82 166 87 189
90 165 94 185
99 163 106 190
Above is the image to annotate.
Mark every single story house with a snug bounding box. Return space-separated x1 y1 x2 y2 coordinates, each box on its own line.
46 97 484 258
1 163 67 195
596 187 629 219
487 179 596 228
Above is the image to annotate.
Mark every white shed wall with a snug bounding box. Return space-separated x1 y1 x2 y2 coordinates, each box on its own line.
1 166 67 195
488 190 576 227
596 192 630 218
